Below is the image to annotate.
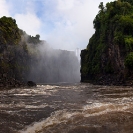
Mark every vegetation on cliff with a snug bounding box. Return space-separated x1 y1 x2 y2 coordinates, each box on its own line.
81 0 133 85
0 16 37 87
0 16 80 88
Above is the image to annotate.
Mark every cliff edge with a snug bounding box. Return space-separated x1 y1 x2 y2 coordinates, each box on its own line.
81 0 133 85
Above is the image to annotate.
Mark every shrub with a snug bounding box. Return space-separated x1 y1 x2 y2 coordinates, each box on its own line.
125 52 133 69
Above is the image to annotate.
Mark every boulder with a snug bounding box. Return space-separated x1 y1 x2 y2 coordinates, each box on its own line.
27 81 36 87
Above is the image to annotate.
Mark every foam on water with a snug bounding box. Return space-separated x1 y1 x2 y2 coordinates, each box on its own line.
19 99 133 133
19 110 79 133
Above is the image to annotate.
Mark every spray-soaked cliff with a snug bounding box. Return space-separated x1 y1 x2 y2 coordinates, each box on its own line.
26 41 80 83
0 16 80 88
81 0 133 85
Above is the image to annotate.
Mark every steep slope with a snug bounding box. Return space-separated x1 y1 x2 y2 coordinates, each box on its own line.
0 16 29 87
81 0 133 85
0 16 80 88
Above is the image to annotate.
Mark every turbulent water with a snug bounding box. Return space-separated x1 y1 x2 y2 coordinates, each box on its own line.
1 83 133 133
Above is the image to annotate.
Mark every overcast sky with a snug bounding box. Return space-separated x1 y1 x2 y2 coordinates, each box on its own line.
0 0 114 50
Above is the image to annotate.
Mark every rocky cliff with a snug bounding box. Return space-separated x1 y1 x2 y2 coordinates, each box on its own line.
0 16 28 88
0 16 80 88
81 0 133 85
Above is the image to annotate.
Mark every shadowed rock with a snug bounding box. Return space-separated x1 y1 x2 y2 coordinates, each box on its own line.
27 81 36 87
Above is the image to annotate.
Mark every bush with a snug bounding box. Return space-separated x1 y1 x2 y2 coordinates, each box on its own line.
125 52 133 69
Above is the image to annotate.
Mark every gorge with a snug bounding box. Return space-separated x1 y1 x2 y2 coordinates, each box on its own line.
1 0 133 133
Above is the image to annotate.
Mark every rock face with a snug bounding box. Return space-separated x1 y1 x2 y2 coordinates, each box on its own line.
0 16 27 88
0 16 80 89
81 1 133 85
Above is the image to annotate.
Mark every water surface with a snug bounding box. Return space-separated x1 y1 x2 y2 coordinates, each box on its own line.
0 83 133 133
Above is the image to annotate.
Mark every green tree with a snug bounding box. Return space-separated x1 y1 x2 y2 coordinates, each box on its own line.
0 16 21 45
36 34 40 40
125 52 133 69
121 0 133 5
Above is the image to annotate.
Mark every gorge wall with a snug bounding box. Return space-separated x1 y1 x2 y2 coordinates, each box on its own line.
81 0 133 85
0 16 80 88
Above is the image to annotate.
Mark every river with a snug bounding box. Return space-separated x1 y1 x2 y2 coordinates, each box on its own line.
0 83 133 133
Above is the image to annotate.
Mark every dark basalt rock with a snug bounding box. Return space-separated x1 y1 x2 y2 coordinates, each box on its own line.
27 81 37 87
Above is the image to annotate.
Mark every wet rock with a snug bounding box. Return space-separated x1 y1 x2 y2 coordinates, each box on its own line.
27 81 37 87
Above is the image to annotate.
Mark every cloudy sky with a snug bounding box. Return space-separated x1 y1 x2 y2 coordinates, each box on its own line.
0 0 114 50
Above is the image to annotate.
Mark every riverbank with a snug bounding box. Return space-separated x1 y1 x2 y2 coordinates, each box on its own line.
81 75 133 86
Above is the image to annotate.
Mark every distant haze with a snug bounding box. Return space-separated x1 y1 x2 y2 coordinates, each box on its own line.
26 41 80 83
